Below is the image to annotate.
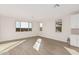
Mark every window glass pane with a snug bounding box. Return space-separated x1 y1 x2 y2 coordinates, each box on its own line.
40 23 43 27
29 22 32 31
21 22 29 31
25 22 29 31
21 22 28 28
16 22 21 32
21 22 28 31
16 21 33 32
29 23 32 28
25 22 29 28
40 23 43 31
56 19 62 32
16 22 21 28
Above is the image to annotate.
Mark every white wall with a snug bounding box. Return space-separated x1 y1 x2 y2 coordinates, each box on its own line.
0 15 71 43
39 16 71 42
70 14 79 47
0 15 39 42
1 14 79 48
70 35 79 47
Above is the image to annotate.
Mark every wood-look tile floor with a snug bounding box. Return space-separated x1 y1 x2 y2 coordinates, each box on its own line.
1 36 79 55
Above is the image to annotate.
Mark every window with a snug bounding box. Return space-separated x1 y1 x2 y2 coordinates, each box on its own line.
16 22 21 32
16 21 32 32
28 22 32 31
40 23 43 31
21 22 28 31
55 19 62 32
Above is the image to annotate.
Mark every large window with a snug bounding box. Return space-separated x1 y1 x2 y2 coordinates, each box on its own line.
16 21 32 32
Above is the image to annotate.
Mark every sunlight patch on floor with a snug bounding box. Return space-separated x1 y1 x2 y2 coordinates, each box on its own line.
64 47 79 55
33 38 42 51
0 40 25 54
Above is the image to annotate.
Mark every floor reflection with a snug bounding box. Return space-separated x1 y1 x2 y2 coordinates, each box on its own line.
64 47 79 55
0 40 25 54
33 38 42 51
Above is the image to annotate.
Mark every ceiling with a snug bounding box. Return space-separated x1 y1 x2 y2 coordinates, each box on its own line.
0 4 79 20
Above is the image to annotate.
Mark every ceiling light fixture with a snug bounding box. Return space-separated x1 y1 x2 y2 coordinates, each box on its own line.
54 4 60 8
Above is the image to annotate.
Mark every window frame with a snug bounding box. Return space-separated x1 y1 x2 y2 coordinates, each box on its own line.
55 19 62 32
40 23 43 31
15 21 32 32
28 22 32 31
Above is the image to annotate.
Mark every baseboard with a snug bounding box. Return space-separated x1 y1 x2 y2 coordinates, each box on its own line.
0 36 39 44
0 35 79 48
39 34 67 42
39 36 79 48
39 35 68 44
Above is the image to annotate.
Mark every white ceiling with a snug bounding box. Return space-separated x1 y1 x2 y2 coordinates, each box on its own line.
0 4 79 20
